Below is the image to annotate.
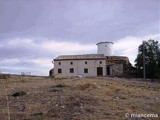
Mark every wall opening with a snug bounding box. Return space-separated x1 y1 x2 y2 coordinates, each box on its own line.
97 67 103 76
107 66 110 75
106 65 112 76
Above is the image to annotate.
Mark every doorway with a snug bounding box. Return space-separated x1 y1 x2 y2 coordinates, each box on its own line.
106 65 112 76
97 67 103 76
107 66 110 75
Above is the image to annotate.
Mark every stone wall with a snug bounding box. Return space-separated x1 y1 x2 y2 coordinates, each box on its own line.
112 64 123 77
106 56 130 77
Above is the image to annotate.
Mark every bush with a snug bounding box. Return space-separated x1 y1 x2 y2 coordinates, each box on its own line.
12 91 26 97
55 84 66 88
49 88 62 92
32 112 43 116
49 84 65 92
0 74 10 79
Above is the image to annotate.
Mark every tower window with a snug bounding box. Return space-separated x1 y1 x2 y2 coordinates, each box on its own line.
100 61 102 64
59 62 61 65
85 61 87 64
71 62 73 65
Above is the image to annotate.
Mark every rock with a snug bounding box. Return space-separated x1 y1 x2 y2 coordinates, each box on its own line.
18 104 25 111
112 96 119 100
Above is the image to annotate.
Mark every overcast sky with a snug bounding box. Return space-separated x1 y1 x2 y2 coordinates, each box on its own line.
0 0 159 75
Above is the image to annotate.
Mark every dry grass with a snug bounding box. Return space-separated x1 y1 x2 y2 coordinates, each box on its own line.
0 76 159 120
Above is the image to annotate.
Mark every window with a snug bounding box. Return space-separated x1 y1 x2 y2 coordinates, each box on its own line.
84 68 88 73
70 68 74 73
85 61 87 64
100 61 102 64
58 62 61 65
58 69 62 73
71 62 73 65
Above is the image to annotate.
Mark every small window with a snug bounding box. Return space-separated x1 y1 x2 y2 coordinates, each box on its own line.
58 69 62 73
85 61 87 64
84 68 88 73
70 68 74 73
100 61 102 64
58 62 61 65
71 62 73 65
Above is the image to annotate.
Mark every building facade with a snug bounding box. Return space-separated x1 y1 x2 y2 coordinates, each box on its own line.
54 54 106 77
51 42 130 78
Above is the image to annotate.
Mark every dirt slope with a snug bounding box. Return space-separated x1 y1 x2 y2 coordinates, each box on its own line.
0 76 159 120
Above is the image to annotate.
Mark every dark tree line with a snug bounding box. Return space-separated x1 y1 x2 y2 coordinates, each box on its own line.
134 39 160 78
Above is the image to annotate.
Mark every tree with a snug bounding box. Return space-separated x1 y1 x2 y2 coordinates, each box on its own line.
135 39 160 78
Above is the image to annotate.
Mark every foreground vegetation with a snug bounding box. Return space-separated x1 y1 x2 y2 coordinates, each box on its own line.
0 76 159 120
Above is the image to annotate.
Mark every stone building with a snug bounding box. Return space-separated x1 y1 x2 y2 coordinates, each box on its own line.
54 54 106 77
51 42 130 77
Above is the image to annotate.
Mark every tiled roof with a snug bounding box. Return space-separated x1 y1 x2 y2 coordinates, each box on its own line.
54 54 105 61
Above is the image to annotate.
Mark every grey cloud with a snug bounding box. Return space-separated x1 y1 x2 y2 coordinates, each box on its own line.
0 39 54 60
0 0 159 75
0 0 159 43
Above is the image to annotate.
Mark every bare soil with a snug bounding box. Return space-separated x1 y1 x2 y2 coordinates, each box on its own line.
0 76 159 120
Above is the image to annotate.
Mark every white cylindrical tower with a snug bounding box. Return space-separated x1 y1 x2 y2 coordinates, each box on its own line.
96 42 114 56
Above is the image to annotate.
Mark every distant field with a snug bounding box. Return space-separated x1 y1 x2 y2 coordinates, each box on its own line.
0 76 159 120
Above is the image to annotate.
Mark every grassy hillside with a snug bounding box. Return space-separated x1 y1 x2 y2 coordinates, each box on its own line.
0 76 159 120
